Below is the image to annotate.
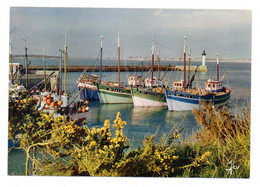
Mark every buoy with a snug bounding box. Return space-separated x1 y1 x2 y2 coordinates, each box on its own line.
50 102 56 108
47 98 52 105
78 108 82 113
57 100 63 106
43 97 48 102
82 107 86 112
47 93 52 99
85 100 89 105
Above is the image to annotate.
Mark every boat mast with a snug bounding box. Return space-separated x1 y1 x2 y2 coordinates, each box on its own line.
141 56 144 79
59 49 63 96
43 51 46 91
99 36 103 83
23 39 28 88
217 53 219 81
151 35 155 88
117 34 120 87
64 33 68 96
188 48 191 84
157 50 160 81
9 27 16 84
10 44 13 83
183 36 186 90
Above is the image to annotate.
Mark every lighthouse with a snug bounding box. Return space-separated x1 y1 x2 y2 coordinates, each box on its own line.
202 50 206 66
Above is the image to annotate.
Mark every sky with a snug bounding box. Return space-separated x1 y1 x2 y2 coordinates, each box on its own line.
9 7 251 59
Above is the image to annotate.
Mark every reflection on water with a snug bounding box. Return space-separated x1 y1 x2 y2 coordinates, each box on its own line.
83 101 200 145
131 107 165 123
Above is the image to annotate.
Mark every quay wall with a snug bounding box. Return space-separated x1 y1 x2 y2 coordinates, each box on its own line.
28 65 208 72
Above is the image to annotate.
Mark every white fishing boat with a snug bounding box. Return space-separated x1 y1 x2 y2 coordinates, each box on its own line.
130 35 167 107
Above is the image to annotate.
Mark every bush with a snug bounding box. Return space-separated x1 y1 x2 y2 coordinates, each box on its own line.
8 95 250 177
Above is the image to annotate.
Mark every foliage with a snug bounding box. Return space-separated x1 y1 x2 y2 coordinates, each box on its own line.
191 101 250 178
8 94 250 178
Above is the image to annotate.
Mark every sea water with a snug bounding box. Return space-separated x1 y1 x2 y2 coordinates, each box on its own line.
8 58 251 175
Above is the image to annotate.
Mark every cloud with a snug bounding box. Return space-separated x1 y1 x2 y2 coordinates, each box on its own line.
153 9 172 17
9 8 251 59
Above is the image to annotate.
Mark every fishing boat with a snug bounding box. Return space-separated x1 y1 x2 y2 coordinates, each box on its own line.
164 36 231 111
77 36 104 100
78 74 99 100
9 41 59 91
130 35 167 107
37 38 89 121
97 34 133 104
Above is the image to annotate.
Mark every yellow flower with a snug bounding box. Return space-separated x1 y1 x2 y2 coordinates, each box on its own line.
103 145 108 149
104 120 110 129
89 141 97 148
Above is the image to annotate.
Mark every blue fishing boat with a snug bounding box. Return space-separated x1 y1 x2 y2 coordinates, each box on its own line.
78 74 99 100
78 36 103 100
164 36 231 111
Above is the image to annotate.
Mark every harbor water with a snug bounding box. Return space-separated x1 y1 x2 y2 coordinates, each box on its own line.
8 58 251 175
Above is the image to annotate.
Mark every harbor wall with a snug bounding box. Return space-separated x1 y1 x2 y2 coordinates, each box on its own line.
28 65 208 72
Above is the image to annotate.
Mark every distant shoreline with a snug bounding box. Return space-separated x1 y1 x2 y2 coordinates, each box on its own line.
13 55 251 63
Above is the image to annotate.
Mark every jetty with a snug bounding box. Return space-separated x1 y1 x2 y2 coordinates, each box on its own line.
28 65 208 72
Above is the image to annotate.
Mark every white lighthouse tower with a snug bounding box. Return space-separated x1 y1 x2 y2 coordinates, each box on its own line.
202 50 206 66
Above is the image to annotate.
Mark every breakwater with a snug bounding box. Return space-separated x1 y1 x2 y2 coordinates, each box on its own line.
28 65 208 72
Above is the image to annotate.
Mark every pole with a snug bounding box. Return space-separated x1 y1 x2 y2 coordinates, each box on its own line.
151 35 155 88
59 50 63 96
64 44 67 95
183 36 186 90
217 53 219 81
141 56 144 78
9 27 16 83
43 52 46 91
99 36 103 83
25 46 28 88
10 44 13 83
157 50 160 81
117 34 120 87
188 48 191 84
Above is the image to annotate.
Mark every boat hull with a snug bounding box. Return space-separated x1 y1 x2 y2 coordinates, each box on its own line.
130 87 167 107
164 89 231 111
69 112 88 121
97 84 133 104
78 82 99 100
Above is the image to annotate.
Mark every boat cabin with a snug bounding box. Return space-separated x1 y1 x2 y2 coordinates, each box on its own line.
128 75 142 87
9 63 23 76
173 80 186 90
205 78 223 92
144 77 161 87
